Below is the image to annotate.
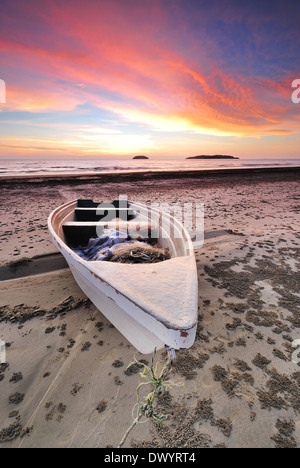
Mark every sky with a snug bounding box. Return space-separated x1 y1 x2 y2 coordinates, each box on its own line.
0 0 299 160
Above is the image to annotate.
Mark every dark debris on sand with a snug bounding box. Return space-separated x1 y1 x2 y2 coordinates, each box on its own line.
131 391 234 448
0 296 91 324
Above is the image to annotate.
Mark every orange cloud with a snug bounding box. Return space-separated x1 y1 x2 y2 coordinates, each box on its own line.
6 84 82 112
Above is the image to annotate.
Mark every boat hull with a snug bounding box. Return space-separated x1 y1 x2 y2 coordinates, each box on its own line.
68 261 165 353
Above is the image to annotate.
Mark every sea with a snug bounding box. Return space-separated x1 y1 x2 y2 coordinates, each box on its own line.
0 157 300 176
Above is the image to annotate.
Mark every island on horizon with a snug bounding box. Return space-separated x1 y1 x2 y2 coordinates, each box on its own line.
186 154 239 160
132 155 149 159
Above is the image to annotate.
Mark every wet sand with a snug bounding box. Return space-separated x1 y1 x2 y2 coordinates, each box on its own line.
0 170 300 448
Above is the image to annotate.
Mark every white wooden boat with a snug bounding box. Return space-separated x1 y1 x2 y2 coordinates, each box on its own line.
48 199 198 354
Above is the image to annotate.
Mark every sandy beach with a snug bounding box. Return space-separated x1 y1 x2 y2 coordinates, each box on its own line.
1 168 300 448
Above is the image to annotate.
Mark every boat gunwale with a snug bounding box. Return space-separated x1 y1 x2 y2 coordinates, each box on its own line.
49 198 195 261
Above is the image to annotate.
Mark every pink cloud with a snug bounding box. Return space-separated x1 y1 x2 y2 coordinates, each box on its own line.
0 0 298 139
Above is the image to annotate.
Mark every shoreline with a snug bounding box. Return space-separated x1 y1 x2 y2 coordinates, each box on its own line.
1 165 300 186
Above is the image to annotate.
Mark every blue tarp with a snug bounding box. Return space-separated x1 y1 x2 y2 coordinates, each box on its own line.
74 229 145 261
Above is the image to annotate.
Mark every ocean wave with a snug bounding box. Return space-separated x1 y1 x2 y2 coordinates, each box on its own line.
0 157 299 176
242 163 282 167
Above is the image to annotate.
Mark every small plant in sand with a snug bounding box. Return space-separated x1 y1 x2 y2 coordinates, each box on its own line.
118 348 182 448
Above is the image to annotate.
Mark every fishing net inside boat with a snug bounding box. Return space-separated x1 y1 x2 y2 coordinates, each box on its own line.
73 229 171 263
109 243 171 263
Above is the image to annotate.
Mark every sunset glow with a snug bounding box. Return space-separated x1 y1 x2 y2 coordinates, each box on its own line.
0 0 299 159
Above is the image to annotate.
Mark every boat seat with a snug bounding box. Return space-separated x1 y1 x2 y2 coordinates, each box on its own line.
63 221 159 248
77 199 131 209
75 207 136 222
77 199 100 208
